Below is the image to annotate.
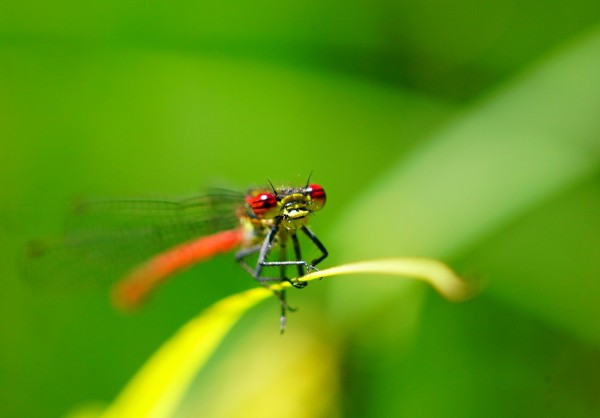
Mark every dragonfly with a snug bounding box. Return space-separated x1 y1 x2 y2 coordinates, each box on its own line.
22 181 328 331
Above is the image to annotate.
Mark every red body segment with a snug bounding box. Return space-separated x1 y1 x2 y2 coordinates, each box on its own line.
113 228 245 309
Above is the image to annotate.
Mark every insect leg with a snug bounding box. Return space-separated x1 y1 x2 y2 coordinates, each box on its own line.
291 232 305 277
235 243 263 276
235 226 292 333
289 233 309 289
278 237 288 279
301 226 328 268
253 227 312 285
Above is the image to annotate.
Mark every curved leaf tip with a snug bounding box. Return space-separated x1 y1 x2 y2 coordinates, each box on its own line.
298 257 478 301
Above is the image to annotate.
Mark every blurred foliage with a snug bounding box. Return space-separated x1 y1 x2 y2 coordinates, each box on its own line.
1 1 599 417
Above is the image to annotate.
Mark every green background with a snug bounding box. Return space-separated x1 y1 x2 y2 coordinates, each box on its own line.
1 1 599 417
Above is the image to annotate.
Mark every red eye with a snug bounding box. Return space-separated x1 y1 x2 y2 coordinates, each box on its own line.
307 184 326 210
246 192 278 218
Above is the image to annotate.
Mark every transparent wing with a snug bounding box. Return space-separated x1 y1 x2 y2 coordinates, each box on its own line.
21 192 244 288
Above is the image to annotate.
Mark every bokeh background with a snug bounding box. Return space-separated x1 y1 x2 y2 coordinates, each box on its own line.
1 1 599 417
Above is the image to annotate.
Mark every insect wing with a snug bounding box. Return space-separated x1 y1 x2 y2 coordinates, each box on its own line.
21 192 243 288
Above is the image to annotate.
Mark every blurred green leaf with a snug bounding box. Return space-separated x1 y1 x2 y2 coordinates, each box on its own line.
331 26 600 343
2 0 599 99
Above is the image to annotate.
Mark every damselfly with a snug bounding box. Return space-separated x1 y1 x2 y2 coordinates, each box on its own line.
23 181 328 330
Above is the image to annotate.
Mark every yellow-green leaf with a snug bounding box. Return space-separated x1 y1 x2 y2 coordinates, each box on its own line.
95 258 470 418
